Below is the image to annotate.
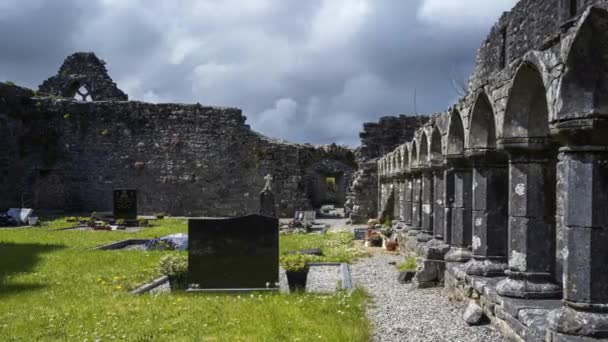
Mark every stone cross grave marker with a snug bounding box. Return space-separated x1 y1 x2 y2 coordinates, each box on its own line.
113 189 137 220
188 214 279 290
259 174 276 217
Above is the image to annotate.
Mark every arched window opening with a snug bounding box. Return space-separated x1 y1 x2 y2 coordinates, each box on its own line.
430 127 442 161
504 63 549 139
447 110 465 155
469 92 497 150
419 133 429 166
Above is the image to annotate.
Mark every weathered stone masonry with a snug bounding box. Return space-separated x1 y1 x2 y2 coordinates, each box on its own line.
0 53 356 217
378 1 608 341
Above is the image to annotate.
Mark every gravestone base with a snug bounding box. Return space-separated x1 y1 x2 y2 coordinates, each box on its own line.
186 287 279 294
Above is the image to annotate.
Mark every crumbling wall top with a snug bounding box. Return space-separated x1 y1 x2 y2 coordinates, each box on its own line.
39 52 128 101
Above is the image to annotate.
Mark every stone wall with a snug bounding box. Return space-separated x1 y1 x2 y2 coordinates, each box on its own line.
0 82 355 217
377 1 608 341
357 115 429 162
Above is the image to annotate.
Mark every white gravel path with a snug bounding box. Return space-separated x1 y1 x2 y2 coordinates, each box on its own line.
351 254 507 342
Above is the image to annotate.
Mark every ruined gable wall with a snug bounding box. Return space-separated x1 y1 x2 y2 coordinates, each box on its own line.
0 83 355 217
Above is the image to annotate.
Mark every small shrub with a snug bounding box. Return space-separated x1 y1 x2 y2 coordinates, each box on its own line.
116 219 126 226
157 254 188 276
100 129 110 136
380 227 394 239
383 218 392 228
137 218 150 227
154 212 167 219
280 253 317 272
65 216 79 223
397 256 418 272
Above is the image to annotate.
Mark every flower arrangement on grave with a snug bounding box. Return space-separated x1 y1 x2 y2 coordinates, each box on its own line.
146 238 177 251
368 232 383 247
280 253 317 292
157 254 188 290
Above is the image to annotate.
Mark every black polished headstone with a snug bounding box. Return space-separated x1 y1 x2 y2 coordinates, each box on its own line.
188 214 279 290
113 189 137 220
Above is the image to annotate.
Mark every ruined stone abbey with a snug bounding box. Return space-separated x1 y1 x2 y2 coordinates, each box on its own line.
0 0 607 340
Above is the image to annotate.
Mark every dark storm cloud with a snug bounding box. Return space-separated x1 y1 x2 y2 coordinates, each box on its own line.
0 0 517 146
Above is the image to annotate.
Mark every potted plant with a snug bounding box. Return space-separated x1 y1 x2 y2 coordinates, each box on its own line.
381 227 394 249
280 253 311 292
369 232 383 247
158 254 188 290
386 240 398 251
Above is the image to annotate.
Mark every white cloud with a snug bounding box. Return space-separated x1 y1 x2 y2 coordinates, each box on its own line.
418 0 518 30
1 0 519 146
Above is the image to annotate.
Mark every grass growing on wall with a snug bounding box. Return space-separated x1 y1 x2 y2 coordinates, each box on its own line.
0 218 370 341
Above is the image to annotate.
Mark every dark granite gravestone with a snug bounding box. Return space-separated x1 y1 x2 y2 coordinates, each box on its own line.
188 214 279 290
113 189 137 220
354 228 368 240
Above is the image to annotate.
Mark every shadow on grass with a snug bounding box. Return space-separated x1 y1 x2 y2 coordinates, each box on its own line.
0 242 66 296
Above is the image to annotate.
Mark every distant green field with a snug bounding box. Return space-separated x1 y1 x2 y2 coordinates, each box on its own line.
0 218 369 341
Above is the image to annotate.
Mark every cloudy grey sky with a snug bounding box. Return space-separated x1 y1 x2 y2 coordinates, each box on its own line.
0 0 517 146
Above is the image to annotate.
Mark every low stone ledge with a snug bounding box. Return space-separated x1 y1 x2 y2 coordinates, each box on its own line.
445 263 564 342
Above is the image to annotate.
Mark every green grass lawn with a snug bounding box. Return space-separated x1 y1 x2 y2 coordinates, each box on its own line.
0 218 370 341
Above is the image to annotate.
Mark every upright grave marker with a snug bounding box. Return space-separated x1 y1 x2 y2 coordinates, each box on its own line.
113 189 137 220
259 174 276 217
188 214 279 291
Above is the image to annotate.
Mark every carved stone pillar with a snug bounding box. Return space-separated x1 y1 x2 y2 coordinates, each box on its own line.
393 180 400 220
417 170 434 242
403 176 413 227
548 120 608 340
443 168 455 246
406 172 422 250
465 150 509 277
497 143 561 299
433 168 445 240
444 159 473 263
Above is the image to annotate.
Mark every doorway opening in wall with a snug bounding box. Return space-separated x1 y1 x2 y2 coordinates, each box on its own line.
325 177 336 193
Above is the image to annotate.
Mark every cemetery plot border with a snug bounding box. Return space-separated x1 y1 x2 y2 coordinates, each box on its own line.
95 239 152 250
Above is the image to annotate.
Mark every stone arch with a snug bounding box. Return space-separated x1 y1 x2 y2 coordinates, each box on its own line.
395 150 402 172
305 159 355 208
447 109 465 156
469 92 497 150
503 62 549 140
419 131 429 166
402 145 409 170
430 126 442 162
410 140 418 168
558 7 608 120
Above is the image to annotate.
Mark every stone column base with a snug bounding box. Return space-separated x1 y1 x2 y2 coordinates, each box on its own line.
548 304 608 340
445 247 472 263
465 257 508 277
416 231 434 243
412 259 445 288
496 271 561 299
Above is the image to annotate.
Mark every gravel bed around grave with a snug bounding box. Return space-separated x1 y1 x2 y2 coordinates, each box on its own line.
146 265 343 295
351 254 507 342
121 244 147 251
